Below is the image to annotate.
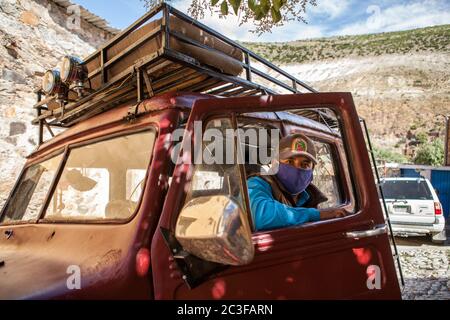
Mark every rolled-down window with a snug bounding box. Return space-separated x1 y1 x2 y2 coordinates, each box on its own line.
44 130 156 221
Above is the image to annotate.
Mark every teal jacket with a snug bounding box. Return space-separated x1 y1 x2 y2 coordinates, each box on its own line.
247 176 320 231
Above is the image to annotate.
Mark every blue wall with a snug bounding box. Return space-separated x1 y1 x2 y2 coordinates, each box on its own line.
400 169 421 178
400 168 450 218
430 171 450 219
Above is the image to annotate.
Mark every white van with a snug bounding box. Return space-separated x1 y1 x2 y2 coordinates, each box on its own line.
380 177 446 243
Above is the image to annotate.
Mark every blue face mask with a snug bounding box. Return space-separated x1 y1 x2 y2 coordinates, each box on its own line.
276 163 313 195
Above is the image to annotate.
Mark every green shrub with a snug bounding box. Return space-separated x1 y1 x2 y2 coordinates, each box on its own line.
416 131 428 144
414 139 445 166
373 147 409 164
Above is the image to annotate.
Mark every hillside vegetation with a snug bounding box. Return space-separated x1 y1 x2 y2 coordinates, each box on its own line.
244 24 450 64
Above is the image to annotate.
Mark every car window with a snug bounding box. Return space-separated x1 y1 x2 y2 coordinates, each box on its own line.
238 121 281 177
44 130 156 221
0 154 63 224
237 113 352 231
237 121 343 209
185 118 246 203
311 139 342 208
381 180 433 200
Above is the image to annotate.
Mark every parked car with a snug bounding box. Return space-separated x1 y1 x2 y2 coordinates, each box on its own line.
380 177 446 243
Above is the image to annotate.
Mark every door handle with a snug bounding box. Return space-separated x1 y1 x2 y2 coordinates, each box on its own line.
345 224 388 239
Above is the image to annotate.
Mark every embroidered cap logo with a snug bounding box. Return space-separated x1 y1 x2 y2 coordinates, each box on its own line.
292 139 307 153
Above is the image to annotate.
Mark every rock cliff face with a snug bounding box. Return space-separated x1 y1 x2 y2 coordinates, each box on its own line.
0 0 115 206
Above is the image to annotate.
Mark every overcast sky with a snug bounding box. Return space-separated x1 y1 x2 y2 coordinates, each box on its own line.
72 0 450 42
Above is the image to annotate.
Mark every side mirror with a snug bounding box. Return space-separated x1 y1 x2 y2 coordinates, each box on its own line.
175 195 254 266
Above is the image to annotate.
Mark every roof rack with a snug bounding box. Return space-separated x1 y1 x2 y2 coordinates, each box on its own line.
32 3 338 142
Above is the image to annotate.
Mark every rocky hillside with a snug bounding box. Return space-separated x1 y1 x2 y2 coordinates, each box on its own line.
0 0 115 207
246 25 450 160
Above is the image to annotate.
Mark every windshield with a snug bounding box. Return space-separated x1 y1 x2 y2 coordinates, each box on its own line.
381 180 433 200
1 130 156 224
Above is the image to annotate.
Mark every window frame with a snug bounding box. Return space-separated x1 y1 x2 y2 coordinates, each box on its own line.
237 116 355 212
236 119 356 233
0 148 67 226
286 124 356 213
172 112 357 235
0 126 157 226
308 136 346 209
39 127 158 225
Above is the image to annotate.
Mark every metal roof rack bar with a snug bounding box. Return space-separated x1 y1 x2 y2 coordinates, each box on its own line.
167 5 317 93
33 3 319 130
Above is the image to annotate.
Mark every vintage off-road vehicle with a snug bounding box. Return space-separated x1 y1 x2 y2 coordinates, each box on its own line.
0 4 403 299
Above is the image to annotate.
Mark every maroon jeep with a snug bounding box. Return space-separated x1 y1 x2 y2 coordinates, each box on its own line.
0 3 402 299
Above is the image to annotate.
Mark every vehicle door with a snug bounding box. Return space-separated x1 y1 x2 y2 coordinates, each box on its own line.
151 93 401 299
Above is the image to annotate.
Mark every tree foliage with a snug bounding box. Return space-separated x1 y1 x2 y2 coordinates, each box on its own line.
141 0 317 34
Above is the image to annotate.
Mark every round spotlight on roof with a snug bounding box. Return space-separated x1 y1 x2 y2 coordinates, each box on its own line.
60 55 87 84
42 70 65 96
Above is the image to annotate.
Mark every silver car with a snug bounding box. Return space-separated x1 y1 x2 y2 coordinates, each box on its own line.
380 177 446 243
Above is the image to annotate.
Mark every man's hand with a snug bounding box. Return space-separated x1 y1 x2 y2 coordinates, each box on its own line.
319 209 346 220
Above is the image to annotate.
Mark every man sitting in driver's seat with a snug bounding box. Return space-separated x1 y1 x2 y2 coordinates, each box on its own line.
247 133 342 231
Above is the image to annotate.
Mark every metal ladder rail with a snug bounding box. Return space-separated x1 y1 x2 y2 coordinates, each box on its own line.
360 118 405 287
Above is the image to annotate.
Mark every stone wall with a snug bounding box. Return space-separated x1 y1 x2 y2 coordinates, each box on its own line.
0 0 115 207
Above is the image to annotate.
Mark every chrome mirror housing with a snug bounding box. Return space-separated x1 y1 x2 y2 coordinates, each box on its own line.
175 195 254 266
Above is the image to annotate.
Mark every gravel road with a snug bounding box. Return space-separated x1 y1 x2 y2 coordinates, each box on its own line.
396 235 449 300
